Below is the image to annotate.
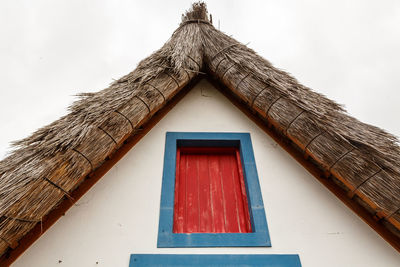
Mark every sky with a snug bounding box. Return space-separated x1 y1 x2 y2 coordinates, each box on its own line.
0 0 399 160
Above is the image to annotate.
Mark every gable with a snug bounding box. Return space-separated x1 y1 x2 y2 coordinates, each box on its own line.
13 80 400 266
0 2 400 264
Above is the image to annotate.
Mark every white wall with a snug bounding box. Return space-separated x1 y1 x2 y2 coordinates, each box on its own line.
13 80 400 267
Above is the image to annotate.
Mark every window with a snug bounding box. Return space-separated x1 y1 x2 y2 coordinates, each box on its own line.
157 132 270 247
129 254 301 267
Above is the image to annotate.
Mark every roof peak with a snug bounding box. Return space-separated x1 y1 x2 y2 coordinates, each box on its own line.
181 2 212 25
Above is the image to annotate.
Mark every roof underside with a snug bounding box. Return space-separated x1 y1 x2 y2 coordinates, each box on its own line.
0 2 399 259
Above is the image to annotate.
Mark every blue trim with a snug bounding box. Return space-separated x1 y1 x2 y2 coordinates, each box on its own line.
129 254 301 267
157 132 271 247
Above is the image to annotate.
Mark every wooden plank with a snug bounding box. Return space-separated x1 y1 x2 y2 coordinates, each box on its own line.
130 254 302 267
179 153 187 233
186 154 199 232
236 149 252 232
220 153 240 232
210 154 226 232
198 154 213 232
231 153 245 232
173 149 182 233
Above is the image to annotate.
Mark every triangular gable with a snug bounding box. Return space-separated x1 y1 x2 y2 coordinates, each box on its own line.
0 2 399 264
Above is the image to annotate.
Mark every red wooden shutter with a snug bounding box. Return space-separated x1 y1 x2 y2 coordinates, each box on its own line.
173 147 252 233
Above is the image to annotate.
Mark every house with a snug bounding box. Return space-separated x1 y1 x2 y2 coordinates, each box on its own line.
0 2 399 266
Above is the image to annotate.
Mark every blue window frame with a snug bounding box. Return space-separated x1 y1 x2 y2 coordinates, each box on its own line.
157 132 271 247
129 254 301 267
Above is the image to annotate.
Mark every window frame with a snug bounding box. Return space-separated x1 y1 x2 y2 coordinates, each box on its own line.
157 132 271 247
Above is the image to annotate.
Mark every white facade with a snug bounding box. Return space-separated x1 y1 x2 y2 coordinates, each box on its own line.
14 80 400 267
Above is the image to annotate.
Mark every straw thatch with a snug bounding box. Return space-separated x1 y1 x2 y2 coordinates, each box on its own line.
0 2 399 256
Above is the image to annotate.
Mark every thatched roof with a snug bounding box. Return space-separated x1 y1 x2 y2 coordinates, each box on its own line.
0 2 399 260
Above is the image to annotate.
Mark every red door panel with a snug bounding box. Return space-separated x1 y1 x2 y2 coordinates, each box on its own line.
173 147 252 233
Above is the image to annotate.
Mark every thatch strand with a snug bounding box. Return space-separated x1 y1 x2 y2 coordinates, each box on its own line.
0 2 399 256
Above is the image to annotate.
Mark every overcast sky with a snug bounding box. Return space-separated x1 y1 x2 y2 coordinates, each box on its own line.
0 0 399 160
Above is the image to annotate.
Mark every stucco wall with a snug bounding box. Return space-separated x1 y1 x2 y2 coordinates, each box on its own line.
14 79 400 267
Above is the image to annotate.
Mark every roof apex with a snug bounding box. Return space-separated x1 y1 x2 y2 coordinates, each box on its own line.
181 2 212 25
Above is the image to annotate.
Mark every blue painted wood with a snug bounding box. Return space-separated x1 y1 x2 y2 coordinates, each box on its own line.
129 254 301 267
158 132 271 247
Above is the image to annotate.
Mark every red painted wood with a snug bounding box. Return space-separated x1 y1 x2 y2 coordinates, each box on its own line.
209 154 226 232
186 154 199 232
173 149 183 233
173 147 252 233
220 155 239 232
198 155 212 232
236 149 252 232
